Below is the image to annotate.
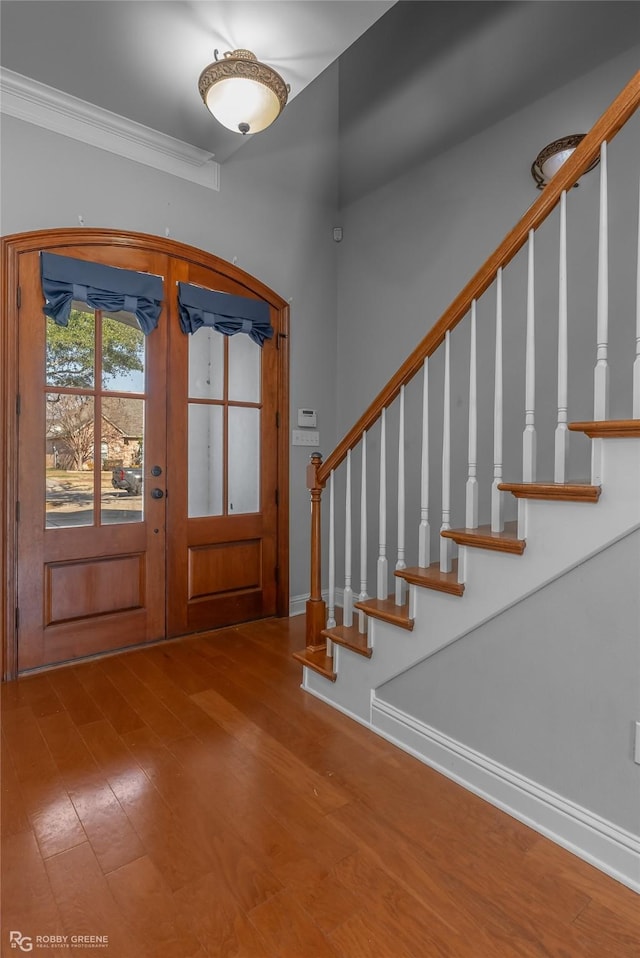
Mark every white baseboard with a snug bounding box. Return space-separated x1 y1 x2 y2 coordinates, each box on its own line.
371 697 640 894
289 589 344 617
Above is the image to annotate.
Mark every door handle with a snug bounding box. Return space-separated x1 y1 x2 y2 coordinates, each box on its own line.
150 488 164 499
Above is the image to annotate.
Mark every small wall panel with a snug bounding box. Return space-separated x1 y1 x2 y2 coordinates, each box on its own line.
45 554 144 625
188 540 261 600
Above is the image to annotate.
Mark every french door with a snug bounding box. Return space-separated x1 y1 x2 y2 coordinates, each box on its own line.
9 234 288 674
165 257 279 637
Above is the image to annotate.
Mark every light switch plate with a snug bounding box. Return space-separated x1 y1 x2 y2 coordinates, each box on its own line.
292 429 320 447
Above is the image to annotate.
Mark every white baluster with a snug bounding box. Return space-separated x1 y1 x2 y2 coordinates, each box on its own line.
377 408 388 601
343 449 353 628
395 386 406 605
523 229 537 482
555 190 569 483
593 140 609 485
466 301 478 529
633 174 640 417
440 331 452 573
594 140 610 421
327 470 336 629
418 358 431 567
358 431 368 633
491 268 504 532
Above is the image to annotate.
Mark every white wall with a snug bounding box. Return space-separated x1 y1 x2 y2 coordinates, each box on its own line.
0 64 341 599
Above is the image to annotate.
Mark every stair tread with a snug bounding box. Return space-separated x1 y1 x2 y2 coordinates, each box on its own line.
396 561 464 596
441 521 525 555
322 624 372 658
498 481 601 502
353 595 414 631
292 647 336 681
569 419 640 438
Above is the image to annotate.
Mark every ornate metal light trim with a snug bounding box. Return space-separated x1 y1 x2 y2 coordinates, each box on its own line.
531 134 600 190
198 49 289 135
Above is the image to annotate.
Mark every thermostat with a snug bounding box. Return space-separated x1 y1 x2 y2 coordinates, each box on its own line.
297 408 317 428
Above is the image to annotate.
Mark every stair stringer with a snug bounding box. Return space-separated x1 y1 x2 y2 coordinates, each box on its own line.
302 439 640 724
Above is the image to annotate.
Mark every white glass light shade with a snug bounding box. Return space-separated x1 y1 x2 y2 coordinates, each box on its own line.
539 147 576 181
204 77 281 134
531 134 599 190
199 50 289 135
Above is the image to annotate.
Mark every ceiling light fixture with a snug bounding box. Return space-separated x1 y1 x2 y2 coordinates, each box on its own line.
198 49 289 136
531 134 600 190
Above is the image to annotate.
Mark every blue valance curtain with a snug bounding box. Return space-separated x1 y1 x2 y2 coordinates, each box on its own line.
40 252 163 335
177 282 273 347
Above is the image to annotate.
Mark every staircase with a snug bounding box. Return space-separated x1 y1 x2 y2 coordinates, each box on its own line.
294 70 640 892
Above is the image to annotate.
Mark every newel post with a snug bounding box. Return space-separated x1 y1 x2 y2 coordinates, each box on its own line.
306 452 327 651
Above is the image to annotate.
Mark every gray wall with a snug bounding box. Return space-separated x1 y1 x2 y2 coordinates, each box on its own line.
378 530 640 835
334 45 640 583
0 64 341 599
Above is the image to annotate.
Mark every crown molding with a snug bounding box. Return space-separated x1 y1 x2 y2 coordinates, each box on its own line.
0 68 220 191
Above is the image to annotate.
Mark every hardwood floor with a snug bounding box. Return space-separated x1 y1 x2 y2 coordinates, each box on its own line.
2 616 639 957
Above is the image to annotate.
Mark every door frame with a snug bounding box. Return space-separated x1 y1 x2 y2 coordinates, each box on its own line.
1 227 290 680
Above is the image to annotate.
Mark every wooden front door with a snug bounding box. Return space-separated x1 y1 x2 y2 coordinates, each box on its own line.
17 247 168 671
165 258 279 638
6 231 288 676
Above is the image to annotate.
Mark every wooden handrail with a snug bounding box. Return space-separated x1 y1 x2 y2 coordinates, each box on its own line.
317 69 640 486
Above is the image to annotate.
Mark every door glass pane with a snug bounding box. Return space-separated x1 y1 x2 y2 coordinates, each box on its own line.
101 397 144 524
228 407 260 514
101 313 145 393
46 393 94 527
46 309 95 388
189 404 223 517
189 327 224 400
228 333 261 403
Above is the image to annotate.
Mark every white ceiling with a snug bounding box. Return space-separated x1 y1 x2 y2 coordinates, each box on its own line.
2 1 639 200
0 0 396 163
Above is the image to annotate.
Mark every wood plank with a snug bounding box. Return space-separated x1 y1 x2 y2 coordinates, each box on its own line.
45 841 146 958
321 624 372 657
396 560 465 595
98 654 191 744
37 709 146 873
173 871 276 958
330 801 587 957
329 852 473 958
441 520 526 554
282 867 362 936
572 896 640 958
74 662 146 735
1 732 31 837
106 855 206 958
1 831 68 957
498 482 602 502
191 688 350 815
292 646 336 681
569 419 640 438
353 595 414 630
48 665 105 726
248 890 341 958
